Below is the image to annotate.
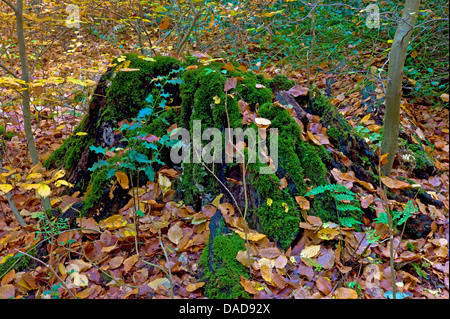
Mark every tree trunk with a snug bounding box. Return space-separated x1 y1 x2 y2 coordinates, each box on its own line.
15 0 52 211
381 0 421 175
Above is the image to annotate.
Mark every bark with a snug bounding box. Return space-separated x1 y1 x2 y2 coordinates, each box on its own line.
381 0 421 175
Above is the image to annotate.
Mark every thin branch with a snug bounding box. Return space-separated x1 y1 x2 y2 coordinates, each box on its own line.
0 61 18 78
1 0 16 12
15 249 78 299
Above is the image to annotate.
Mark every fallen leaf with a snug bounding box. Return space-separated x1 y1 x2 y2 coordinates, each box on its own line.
300 245 321 258
440 93 449 102
235 230 266 242
317 228 339 240
316 276 332 295
109 256 124 269
37 183 51 198
186 282 205 292
259 247 281 259
295 196 310 210
124 254 139 273
335 287 358 299
236 250 251 268
224 77 237 92
286 84 309 97
260 265 273 285
0 284 15 299
361 194 374 209
240 275 257 294
168 223 183 245
148 277 170 290
381 176 412 190
274 255 287 269
115 171 129 189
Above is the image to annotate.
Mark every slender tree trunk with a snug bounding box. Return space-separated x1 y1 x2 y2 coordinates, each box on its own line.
15 0 52 211
381 0 421 175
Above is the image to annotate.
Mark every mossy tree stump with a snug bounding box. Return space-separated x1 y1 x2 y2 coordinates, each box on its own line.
45 53 438 297
45 53 377 248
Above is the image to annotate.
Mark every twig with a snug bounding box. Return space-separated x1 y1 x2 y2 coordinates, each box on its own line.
15 249 78 299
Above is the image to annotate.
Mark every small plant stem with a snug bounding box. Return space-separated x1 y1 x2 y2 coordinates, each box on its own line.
386 208 396 299
15 249 78 299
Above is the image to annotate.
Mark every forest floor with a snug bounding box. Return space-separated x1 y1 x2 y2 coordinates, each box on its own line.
0 1 448 300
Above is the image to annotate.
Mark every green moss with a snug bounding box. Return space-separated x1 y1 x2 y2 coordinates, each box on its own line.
102 54 181 125
199 233 249 299
270 74 295 92
256 198 300 250
81 165 111 216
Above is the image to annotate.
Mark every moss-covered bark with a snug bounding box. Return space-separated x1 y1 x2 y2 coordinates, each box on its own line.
48 54 368 247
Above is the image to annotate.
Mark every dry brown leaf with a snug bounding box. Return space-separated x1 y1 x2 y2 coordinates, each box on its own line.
295 196 310 210
260 265 273 285
316 276 332 295
381 176 412 190
240 275 257 294
168 223 184 245
300 245 321 258
335 287 358 299
186 282 205 292
259 247 281 259
0 284 15 299
124 254 139 273
236 250 251 268
109 256 124 269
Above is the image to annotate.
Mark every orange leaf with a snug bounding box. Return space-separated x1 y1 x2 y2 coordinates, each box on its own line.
186 282 205 292
115 171 129 189
295 196 310 210
222 62 235 72
240 275 257 294
335 287 358 299
159 17 170 30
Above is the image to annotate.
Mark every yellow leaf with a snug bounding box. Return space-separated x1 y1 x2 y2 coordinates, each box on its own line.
54 180 73 187
410 50 418 58
76 132 88 136
99 214 128 230
0 184 13 194
282 202 289 212
168 223 183 245
115 171 129 189
260 265 273 284
58 263 67 276
387 39 393 43
37 183 51 198
266 198 273 206
158 174 171 195
51 169 66 182
300 244 321 258
213 95 221 104
317 227 340 240
26 173 42 180
212 193 223 207
360 114 371 123
235 230 266 242
19 183 40 191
